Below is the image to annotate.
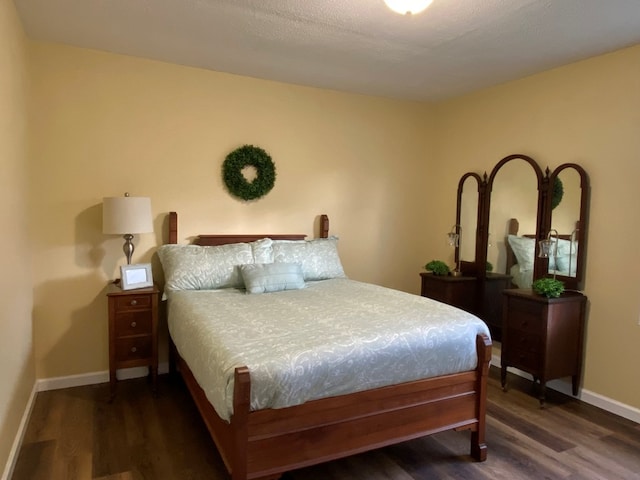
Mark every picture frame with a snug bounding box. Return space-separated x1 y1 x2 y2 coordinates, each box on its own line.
120 263 153 290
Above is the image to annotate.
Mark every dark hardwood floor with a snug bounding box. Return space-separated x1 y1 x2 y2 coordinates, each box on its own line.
12 368 640 480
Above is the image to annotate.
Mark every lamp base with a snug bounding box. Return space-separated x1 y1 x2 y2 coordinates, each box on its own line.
122 234 134 265
451 270 463 277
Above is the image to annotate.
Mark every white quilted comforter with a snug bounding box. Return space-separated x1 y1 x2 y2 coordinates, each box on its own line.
167 278 490 421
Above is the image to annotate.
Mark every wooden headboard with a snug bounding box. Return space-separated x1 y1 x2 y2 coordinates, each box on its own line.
167 212 330 245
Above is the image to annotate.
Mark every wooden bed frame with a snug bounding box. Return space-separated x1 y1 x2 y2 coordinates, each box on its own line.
165 211 492 480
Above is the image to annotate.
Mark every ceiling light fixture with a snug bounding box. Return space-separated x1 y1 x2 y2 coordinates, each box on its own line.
384 0 433 15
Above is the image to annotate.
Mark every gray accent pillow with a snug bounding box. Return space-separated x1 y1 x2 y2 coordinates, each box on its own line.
240 263 305 294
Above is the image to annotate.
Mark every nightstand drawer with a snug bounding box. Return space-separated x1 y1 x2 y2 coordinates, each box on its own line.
507 311 541 334
114 311 152 337
507 330 540 353
506 347 538 371
114 294 152 312
115 336 152 362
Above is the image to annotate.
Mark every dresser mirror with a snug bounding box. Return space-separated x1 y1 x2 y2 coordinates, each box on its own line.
544 164 589 290
483 154 544 287
456 173 483 274
445 154 589 340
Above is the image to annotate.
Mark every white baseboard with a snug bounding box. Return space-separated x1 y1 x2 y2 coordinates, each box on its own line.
1 382 37 480
36 362 170 392
491 353 640 424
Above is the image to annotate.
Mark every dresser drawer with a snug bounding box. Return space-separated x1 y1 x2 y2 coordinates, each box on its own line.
506 347 538 372
506 330 540 354
114 294 152 312
506 309 542 334
114 311 152 337
115 336 152 362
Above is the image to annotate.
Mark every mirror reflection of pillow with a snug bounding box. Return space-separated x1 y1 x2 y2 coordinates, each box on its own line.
556 254 578 275
555 239 578 275
507 235 535 271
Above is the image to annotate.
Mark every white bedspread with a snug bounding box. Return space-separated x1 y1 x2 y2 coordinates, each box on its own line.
167 278 490 421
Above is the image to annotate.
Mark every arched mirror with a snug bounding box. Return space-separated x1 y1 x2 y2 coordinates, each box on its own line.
483 154 544 288
543 164 589 290
456 173 483 275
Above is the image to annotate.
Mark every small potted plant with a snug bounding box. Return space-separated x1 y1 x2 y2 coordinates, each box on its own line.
425 260 451 276
532 278 565 298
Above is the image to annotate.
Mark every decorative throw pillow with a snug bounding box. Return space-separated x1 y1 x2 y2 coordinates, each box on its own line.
272 237 346 281
158 243 253 291
239 263 305 294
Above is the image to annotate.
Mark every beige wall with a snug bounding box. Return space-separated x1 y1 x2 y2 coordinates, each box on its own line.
432 45 640 410
29 42 434 379
0 0 34 473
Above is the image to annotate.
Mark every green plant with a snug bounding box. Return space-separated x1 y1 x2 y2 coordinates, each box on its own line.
532 278 565 298
425 260 450 276
486 261 494 272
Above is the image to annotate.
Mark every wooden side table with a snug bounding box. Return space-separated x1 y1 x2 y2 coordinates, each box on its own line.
501 288 587 406
107 283 159 399
419 272 477 313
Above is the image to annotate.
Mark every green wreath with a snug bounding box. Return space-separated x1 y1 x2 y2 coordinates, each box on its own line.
222 145 276 201
551 177 564 210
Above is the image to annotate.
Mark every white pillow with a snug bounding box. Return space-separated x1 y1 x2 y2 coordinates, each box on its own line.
272 237 346 281
251 238 274 264
507 235 535 271
158 243 253 291
239 263 305 294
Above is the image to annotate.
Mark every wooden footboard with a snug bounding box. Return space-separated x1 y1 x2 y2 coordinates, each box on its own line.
173 333 491 480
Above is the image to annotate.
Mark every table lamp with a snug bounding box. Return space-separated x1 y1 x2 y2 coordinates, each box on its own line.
102 193 153 264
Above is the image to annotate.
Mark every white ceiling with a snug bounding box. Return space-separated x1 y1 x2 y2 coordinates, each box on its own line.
14 0 640 102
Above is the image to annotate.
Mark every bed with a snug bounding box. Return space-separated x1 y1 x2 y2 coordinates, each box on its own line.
161 211 492 480
506 218 578 288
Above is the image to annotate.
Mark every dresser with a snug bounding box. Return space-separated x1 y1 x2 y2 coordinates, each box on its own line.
107 283 159 398
501 289 586 406
419 272 512 340
419 272 476 313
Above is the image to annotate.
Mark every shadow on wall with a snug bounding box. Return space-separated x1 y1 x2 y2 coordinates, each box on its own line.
74 203 106 274
33 273 110 379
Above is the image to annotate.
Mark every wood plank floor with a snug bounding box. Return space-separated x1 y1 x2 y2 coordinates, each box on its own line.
12 368 640 480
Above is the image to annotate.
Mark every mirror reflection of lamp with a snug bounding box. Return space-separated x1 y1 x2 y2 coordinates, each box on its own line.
538 229 559 280
447 224 462 277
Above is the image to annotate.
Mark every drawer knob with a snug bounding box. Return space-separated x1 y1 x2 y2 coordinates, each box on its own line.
131 347 137 353
131 321 137 328
130 300 138 306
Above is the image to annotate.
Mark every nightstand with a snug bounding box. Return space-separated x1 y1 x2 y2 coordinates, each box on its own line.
107 283 159 398
501 289 586 406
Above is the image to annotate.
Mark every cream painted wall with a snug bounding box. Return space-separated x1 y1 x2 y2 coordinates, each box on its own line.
0 0 34 474
28 42 435 379
431 45 640 410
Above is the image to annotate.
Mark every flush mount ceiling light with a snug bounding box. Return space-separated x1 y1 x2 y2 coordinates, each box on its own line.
384 0 433 15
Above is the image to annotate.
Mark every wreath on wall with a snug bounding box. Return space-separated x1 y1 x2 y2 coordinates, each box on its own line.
222 145 276 201
551 177 564 210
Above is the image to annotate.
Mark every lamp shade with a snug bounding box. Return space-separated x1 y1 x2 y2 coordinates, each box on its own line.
102 196 153 235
